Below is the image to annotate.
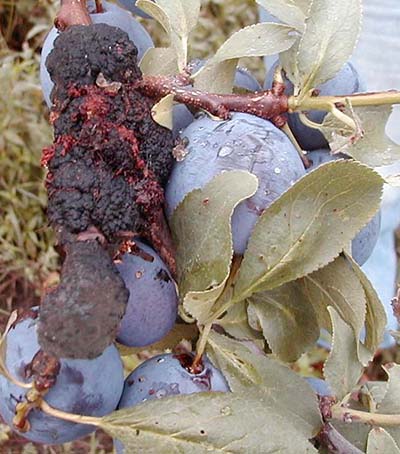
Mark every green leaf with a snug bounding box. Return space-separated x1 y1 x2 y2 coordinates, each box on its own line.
170 171 258 323
217 301 263 341
140 48 179 76
233 160 384 301
247 282 319 362
298 255 366 350
367 428 400 454
257 0 307 31
323 307 363 400
345 253 387 359
321 105 400 168
296 0 362 91
101 391 318 453
194 23 297 94
151 94 174 129
206 332 322 436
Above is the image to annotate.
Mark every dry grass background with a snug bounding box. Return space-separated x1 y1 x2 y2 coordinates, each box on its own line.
0 1 262 452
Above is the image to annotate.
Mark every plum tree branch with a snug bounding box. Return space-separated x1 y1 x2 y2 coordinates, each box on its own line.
331 403 400 427
56 0 91 30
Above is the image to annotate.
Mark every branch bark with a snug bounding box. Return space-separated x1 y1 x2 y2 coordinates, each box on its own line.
55 0 91 30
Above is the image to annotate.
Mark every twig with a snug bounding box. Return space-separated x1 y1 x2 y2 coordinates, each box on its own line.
40 400 101 426
282 123 311 168
317 423 364 454
55 0 91 30
331 404 400 427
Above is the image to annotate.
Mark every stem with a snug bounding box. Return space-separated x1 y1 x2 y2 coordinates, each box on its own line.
139 76 289 127
289 90 400 113
40 400 102 426
55 0 92 30
282 123 311 168
192 322 212 368
317 423 364 454
331 404 400 427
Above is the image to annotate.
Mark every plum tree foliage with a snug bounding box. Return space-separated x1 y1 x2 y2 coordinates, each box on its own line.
2 0 400 453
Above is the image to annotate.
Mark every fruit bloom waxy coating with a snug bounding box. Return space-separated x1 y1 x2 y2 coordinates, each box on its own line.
115 353 229 452
307 149 381 265
264 61 366 151
166 113 306 254
116 240 178 347
0 309 124 445
40 0 153 107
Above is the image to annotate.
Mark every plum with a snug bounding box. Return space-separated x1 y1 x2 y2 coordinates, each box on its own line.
307 149 381 265
115 353 229 452
40 0 154 107
0 309 124 444
305 377 333 397
264 61 366 151
165 112 306 254
116 240 178 347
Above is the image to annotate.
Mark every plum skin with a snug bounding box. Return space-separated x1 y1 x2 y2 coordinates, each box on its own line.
0 310 124 445
40 0 153 107
307 149 381 266
115 353 229 453
264 61 366 151
166 112 306 254
116 240 178 347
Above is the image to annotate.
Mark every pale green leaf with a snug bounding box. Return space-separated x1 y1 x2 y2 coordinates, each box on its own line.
151 94 174 129
206 331 322 435
136 0 170 33
257 0 306 31
195 23 296 93
102 391 318 454
323 307 363 400
296 0 362 90
321 105 400 168
156 0 201 39
298 255 366 347
247 282 319 362
367 428 400 454
217 301 262 341
170 171 258 323
345 253 387 359
233 161 384 301
140 48 179 76
194 59 238 94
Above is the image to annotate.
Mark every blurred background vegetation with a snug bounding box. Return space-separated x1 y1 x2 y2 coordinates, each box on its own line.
0 0 262 452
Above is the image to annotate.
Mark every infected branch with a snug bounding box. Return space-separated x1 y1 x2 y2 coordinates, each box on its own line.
55 0 91 30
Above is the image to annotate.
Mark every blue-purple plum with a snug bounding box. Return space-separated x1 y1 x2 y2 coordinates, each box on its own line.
40 0 153 106
307 149 381 265
264 61 366 151
165 112 306 254
172 64 261 138
116 240 178 347
0 309 124 445
115 353 229 452
305 377 333 397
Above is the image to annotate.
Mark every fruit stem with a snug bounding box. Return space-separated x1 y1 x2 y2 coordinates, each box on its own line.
281 123 311 169
331 403 400 426
192 322 213 369
56 0 92 30
40 400 102 426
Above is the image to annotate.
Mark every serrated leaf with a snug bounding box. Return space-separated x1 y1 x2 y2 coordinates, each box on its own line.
321 105 400 168
170 171 258 323
367 428 400 454
298 255 366 351
296 0 362 91
151 94 174 129
140 48 179 76
233 161 384 302
102 391 318 454
324 307 363 400
195 23 296 94
247 282 319 362
256 0 306 31
345 253 387 358
206 331 322 435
